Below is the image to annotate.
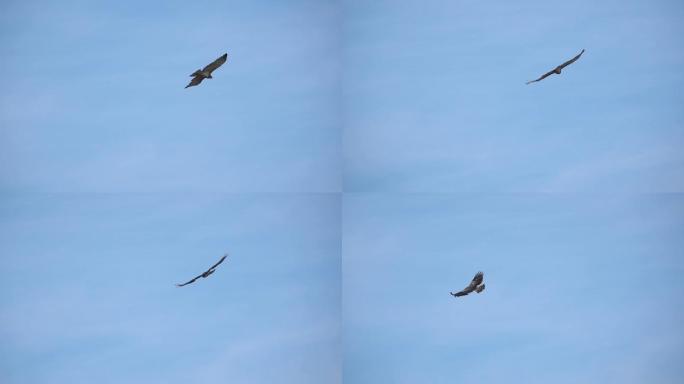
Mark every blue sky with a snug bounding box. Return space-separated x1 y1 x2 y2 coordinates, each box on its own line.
343 193 684 383
0 193 341 383
343 0 684 192
1 0 683 383
0 0 341 193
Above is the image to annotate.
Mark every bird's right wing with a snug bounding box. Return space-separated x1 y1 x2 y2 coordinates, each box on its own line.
526 69 555 84
451 290 469 297
176 275 200 287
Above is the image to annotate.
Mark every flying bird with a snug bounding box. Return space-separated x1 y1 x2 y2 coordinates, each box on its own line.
450 271 485 297
185 53 228 88
176 254 228 287
526 49 585 84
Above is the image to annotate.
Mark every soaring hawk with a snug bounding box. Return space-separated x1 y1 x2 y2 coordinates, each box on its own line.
176 254 228 287
450 271 485 297
185 53 228 88
526 49 584 84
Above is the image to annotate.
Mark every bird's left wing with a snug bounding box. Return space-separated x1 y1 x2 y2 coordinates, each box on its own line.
471 271 484 286
207 254 228 271
203 53 228 74
559 49 585 69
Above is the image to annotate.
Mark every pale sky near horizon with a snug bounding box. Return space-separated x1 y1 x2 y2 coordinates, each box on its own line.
1 0 683 383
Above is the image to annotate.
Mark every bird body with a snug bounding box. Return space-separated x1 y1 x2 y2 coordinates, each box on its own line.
202 269 215 278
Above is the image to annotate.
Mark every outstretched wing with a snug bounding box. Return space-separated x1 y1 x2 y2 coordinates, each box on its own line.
559 49 585 69
176 275 201 287
207 254 228 271
470 271 484 286
451 290 470 297
202 53 228 75
526 69 555 84
185 76 204 88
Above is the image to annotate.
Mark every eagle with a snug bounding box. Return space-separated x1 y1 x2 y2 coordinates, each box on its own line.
450 271 485 297
176 254 228 287
526 49 584 84
185 53 228 88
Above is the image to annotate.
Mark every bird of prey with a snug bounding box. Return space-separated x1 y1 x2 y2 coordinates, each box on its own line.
526 49 585 84
450 271 485 297
185 53 228 88
176 254 228 287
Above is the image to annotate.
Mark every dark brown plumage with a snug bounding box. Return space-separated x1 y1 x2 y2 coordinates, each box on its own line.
450 271 485 297
526 49 585 84
176 254 228 287
185 53 228 88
